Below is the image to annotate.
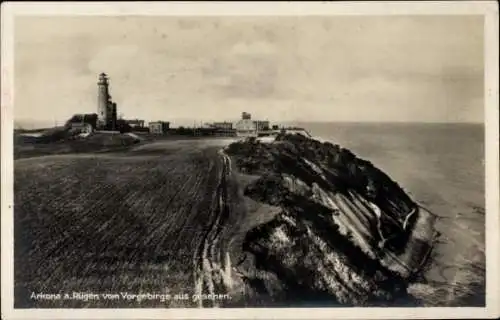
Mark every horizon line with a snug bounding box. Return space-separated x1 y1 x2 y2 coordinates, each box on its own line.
14 118 485 123
13 118 485 130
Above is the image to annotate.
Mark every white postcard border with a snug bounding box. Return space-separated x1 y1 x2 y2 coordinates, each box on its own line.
1 1 499 319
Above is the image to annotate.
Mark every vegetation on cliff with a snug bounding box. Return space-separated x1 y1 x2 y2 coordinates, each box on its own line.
226 133 417 239
225 133 434 306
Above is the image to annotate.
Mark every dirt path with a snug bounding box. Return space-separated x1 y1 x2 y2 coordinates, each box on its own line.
193 149 233 308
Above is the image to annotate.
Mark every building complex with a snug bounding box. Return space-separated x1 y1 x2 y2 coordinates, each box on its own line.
64 73 304 138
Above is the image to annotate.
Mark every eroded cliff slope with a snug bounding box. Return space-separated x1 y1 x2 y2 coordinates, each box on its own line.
225 134 437 306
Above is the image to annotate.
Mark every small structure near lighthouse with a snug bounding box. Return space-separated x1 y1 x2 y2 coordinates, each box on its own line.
62 73 149 135
149 121 170 134
65 114 98 134
97 72 118 130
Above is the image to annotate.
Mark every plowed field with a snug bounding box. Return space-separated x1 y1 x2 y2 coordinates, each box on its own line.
14 139 238 308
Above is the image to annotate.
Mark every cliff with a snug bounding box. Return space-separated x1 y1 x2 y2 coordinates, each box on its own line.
225 134 437 306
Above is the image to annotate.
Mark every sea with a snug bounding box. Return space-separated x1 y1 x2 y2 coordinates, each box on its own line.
291 122 486 306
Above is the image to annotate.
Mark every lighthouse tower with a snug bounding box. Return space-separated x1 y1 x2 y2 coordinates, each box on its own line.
97 72 110 128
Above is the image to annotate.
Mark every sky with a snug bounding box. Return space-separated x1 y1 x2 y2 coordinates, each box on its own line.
14 15 484 128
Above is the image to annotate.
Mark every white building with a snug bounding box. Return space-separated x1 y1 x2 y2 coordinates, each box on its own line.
234 112 272 137
234 119 257 137
253 120 270 131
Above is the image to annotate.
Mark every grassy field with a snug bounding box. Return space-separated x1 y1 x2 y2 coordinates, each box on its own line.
14 132 141 160
14 140 238 308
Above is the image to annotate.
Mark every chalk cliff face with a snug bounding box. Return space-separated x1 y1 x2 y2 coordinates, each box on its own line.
225 134 436 306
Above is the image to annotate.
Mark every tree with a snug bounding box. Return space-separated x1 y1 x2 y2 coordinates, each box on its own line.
116 119 131 133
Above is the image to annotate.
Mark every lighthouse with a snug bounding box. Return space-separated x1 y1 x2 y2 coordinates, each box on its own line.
97 72 110 128
96 73 118 130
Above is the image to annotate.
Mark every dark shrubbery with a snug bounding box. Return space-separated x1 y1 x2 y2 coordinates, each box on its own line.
226 134 416 222
116 120 132 133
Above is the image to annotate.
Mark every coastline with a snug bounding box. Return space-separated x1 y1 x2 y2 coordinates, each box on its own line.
12 127 485 307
